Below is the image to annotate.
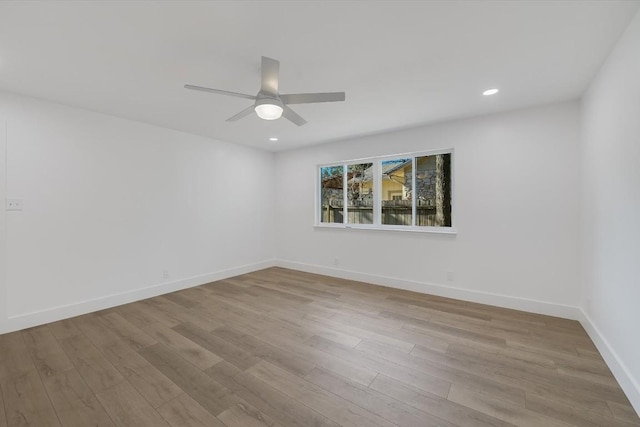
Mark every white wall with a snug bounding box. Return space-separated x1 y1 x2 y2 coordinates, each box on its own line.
275 101 581 317
0 91 275 332
580 10 640 412
0 121 6 327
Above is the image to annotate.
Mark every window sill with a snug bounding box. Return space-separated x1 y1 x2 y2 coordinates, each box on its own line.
313 223 457 234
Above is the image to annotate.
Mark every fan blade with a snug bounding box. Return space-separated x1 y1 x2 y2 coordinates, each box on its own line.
261 56 279 96
280 92 345 104
226 105 256 122
282 105 307 126
184 84 256 100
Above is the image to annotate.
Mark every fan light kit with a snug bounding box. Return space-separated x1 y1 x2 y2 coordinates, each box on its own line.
483 88 499 96
255 98 284 120
185 56 346 126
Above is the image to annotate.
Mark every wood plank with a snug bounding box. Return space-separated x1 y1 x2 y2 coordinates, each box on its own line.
139 343 240 416
369 373 509 427
337 292 435 318
172 322 260 370
210 326 315 377
307 334 452 398
98 313 157 351
304 367 457 426
412 343 617 413
137 299 182 327
577 346 606 361
258 330 378 386
0 331 34 379
417 340 629 410
445 341 558 379
22 326 75 378
163 291 199 308
96 380 170 427
177 286 219 306
157 394 225 427
245 315 315 343
217 401 279 427
356 336 526 406
200 288 273 317
257 278 341 300
101 339 183 408
41 368 115 427
143 323 222 370
607 400 640 425
115 303 162 330
246 360 396 427
525 393 634 427
193 298 268 336
446 341 557 370
160 299 224 332
448 384 571 427
59 333 124 393
248 284 314 304
311 298 388 318
71 313 119 350
306 327 362 347
73 312 184 408
401 319 507 348
205 361 339 427
386 295 493 321
383 308 530 341
0 384 5 427
268 312 362 347
303 313 416 352
47 319 83 341
330 311 405 332
1 369 61 426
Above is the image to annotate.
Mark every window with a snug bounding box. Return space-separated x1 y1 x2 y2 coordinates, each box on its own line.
347 162 373 224
381 158 412 226
320 165 344 223
317 149 454 232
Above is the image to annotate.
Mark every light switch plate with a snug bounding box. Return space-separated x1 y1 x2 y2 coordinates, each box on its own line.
6 199 23 211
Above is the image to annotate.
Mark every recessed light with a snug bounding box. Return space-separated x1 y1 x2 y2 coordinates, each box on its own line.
483 88 499 96
269 137 278 142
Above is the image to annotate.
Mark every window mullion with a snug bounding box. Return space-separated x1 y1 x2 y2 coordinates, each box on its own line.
412 156 416 227
343 164 348 224
373 160 381 225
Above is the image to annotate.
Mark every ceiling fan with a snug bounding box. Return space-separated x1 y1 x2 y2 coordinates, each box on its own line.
184 56 346 126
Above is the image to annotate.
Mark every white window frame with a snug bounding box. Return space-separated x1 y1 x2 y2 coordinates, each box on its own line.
315 148 456 234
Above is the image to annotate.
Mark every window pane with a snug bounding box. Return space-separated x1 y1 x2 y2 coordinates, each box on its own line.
347 162 373 224
320 166 344 223
381 159 412 225
414 153 452 227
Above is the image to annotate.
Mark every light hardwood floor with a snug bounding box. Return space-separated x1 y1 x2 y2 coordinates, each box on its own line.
0 267 638 426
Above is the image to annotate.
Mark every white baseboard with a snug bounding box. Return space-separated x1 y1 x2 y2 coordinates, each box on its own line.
275 260 582 320
1 259 277 334
578 309 640 415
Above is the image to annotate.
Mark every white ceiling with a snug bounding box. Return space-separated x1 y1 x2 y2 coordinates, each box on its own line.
0 1 638 151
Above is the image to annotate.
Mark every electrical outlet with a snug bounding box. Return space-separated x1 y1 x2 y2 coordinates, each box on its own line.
446 271 454 281
6 199 23 211
162 270 170 279
333 258 340 267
